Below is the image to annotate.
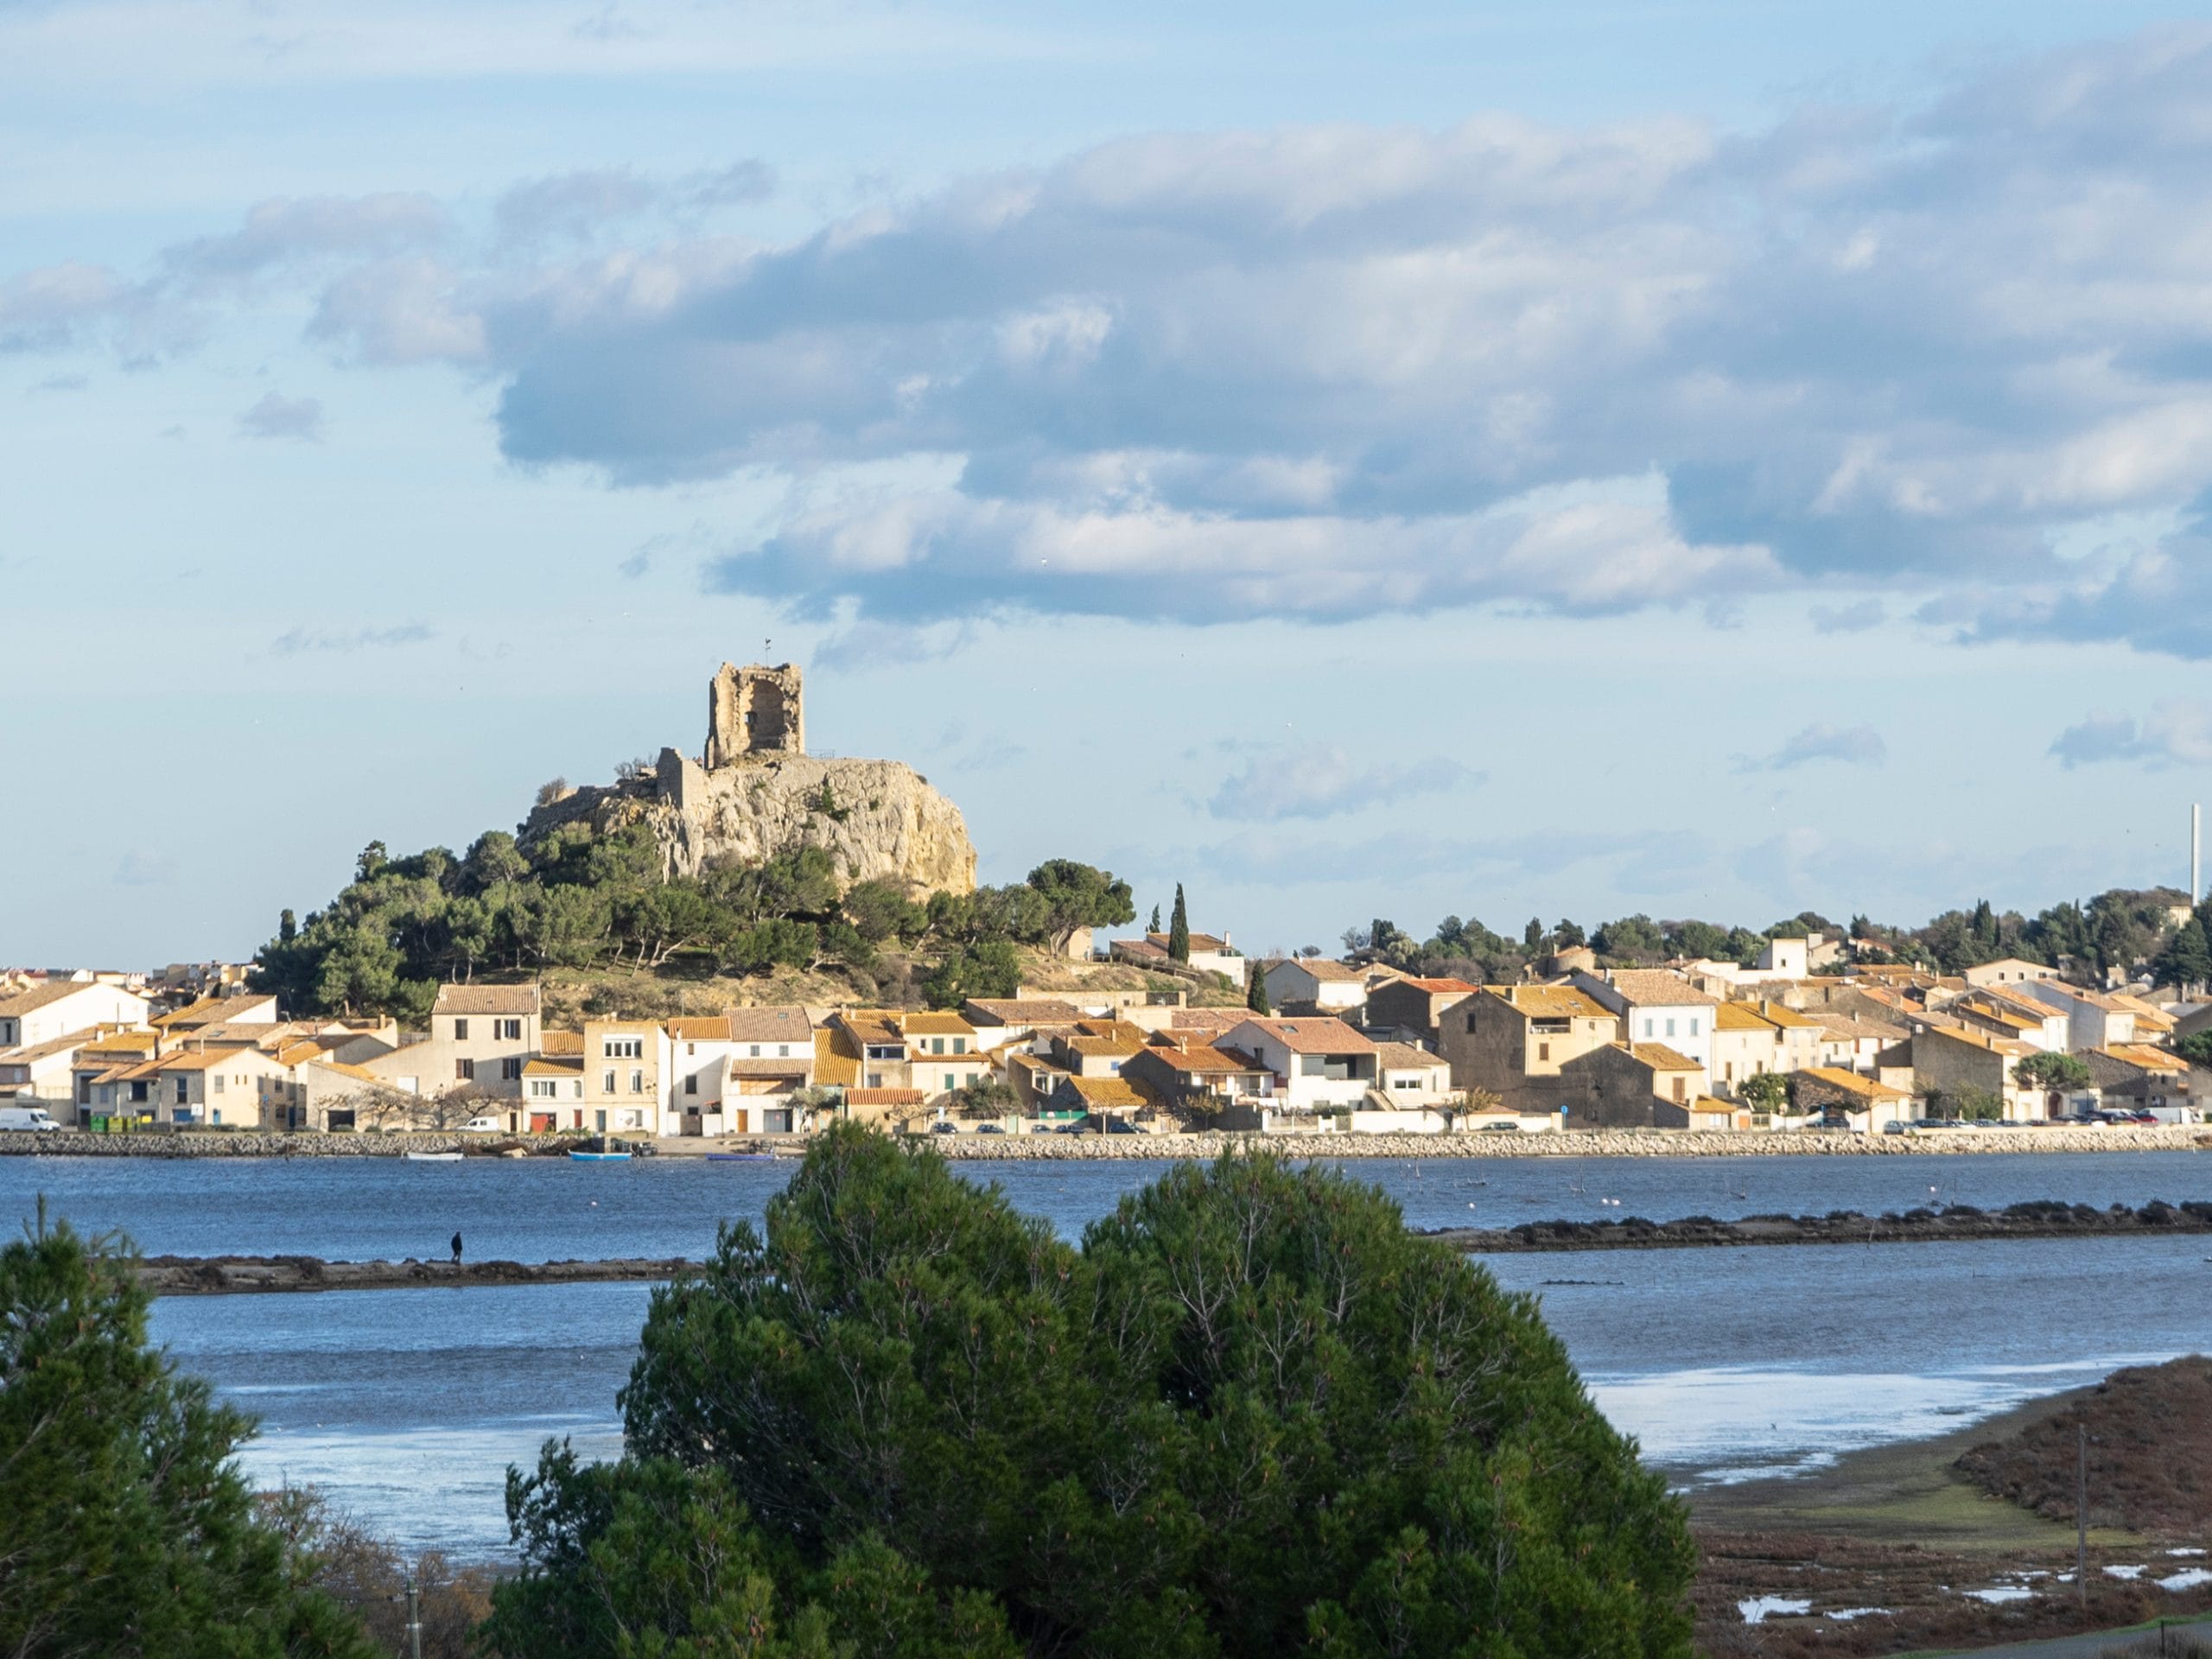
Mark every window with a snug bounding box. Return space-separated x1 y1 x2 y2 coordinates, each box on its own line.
602 1069 616 1093
749 1045 761 1058
1689 1017 1700 1037
455 1058 475 1082
1664 1018 1676 1039
684 1075 697 1095
952 1038 966 1055
931 1037 945 1055
496 1019 522 1041
604 1037 643 1059
1466 1012 1478 1033
944 1073 956 1091
776 1044 790 1058
1671 1077 1686 1103
454 1019 469 1040
175 1077 188 1103
501 1058 523 1080
629 1069 644 1094
1538 1041 1550 1062
866 1071 884 1089
530 1080 555 1098
213 1073 225 1093
1642 1018 1654 1038
130 1080 149 1103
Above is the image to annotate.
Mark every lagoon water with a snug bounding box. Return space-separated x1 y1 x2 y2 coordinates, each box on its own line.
5 1151 2207 1554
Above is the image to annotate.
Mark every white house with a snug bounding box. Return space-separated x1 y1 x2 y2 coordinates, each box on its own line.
0 981 149 1050
1260 957 1368 1013
1570 969 1719 1071
1219 1017 1378 1113
2018 982 2139 1052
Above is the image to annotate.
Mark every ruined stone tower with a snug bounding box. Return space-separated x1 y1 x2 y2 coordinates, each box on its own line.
704 662 804 767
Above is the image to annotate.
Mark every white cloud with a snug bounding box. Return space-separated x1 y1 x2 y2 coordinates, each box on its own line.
2050 700 2212 769
1208 742 1477 823
1732 723 1887 772
237 391 326 441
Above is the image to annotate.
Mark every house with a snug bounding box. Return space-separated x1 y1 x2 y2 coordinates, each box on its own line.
1109 930 1246 984
830 1011 990 1101
1962 958 2057 989
1909 1025 2043 1121
1121 1041 1273 1120
1218 1017 1380 1116
574 1019 671 1136
1005 1050 1073 1114
1363 976 1478 1042
1950 988 2069 1052
2083 1046 2199 1116
1571 969 1720 1071
664 1007 817 1135
1437 985 1620 1113
0 1027 134 1103
1816 1013 1910 1076
2020 982 2140 1052
146 1045 296 1128
1793 1066 1916 1132
1709 1002 1787 1096
960 998 1086 1049
67 1029 162 1119
1371 1041 1452 1103
0 981 149 1050
357 983 541 1098
1046 1020 1148 1079
1042 1075 1153 1126
1554 1042 1701 1128
1259 958 1369 1014
151 991 280 1033
845 1087 929 1128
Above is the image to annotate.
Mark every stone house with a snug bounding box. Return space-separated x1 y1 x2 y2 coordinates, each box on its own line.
1371 1041 1452 1103
830 1010 989 1101
1709 1002 1788 1097
1909 1025 2042 1120
578 1019 671 1135
1120 1041 1272 1119
1793 1066 1915 1132
359 983 541 1099
1950 988 2070 1052
1109 931 1246 984
2019 982 2140 1052
1554 1042 1700 1128
2083 1045 2198 1115
1363 976 1478 1043
1437 985 1620 1112
1963 958 2057 989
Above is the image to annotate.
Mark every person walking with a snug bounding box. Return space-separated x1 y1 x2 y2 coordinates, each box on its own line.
450 1230 463 1266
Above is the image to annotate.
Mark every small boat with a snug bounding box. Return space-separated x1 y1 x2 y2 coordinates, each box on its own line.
569 1149 632 1162
404 1150 464 1162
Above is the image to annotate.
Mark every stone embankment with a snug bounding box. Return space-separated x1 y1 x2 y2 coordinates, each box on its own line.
137 1254 691 1295
4 1124 2207 1159
1423 1198 2212 1253
924 1125 2212 1160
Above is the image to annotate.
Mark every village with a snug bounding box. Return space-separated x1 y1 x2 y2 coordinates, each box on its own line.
3 917 2207 1145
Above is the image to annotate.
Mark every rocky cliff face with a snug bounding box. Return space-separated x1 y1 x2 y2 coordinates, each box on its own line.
523 747 976 898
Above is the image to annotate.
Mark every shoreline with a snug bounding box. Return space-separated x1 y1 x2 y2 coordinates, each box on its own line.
4 1124 2208 1160
137 1253 691 1295
1425 1198 2212 1252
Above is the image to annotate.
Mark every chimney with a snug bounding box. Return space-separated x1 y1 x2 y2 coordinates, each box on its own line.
2195 803 2202 905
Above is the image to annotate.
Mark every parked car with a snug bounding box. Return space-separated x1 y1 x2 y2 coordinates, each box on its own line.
976 1122 1005 1135
929 1121 958 1134
1478 1121 1521 1133
0 1106 60 1133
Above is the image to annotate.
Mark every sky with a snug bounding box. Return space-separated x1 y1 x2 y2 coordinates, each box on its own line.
8 0 2212 967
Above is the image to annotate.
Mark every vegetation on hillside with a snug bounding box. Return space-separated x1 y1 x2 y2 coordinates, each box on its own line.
1341 887 2212 986
485 1127 1695 1658
249 823 1135 1020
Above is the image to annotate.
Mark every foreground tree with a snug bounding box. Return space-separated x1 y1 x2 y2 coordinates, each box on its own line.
570 1126 1694 1658
0 1211 375 1659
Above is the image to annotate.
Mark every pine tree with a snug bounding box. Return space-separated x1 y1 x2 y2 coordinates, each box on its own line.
1167 884 1191 963
2155 917 2212 991
1247 963 1272 1014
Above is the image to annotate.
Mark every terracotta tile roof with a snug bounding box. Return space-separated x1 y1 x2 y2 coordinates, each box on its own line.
539 1030 585 1056
524 1057 584 1077
1374 1041 1446 1071
305 1058 386 1085
1922 1025 2033 1058
3 982 135 1017
813 1028 861 1088
1819 1014 1908 1042
1626 1042 1702 1071
1267 958 1363 982
149 995 229 1028
77 1030 160 1058
1596 970 1719 1007
725 1058 812 1078
1065 1033 1143 1060
1061 1076 1151 1109
725 1007 812 1042
1232 1017 1378 1055
1752 1001 1822 1029
1167 1007 1249 1032
1141 1044 1260 1076
0 1027 115 1065
2101 1044 2187 1073
901 1012 977 1037
666 1016 734 1041
963 998 1086 1025
1801 1065 1911 1102
1494 986 1614 1021
159 1047 275 1073
1397 976 1478 995
431 984 540 1016
1714 1003 1779 1033
846 1088 925 1106
837 1012 906 1048
1148 931 1232 953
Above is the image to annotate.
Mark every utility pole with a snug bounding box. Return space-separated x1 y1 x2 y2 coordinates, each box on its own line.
406 1572 423 1659
2070 1424 2088 1618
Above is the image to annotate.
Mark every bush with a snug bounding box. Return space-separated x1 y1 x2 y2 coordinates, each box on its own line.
520 1126 1694 1658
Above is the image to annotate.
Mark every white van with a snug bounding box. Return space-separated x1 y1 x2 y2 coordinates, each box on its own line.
0 1105 62 1133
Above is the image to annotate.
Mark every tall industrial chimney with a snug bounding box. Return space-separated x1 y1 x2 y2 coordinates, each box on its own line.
2196 803 2202 904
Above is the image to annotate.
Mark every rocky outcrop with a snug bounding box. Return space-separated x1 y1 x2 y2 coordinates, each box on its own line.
521 749 976 898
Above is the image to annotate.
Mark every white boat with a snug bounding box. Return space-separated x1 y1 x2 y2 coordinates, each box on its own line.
403 1150 464 1162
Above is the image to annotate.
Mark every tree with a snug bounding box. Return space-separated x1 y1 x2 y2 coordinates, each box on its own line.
2154 917 2212 992
1148 903 1161 933
1246 963 1272 1014
2176 1029 2212 1069
1523 916 1544 950
949 1075 1017 1119
2015 1052 2093 1094
0 1211 377 1658
1024 859 1136 954
1738 1071 1789 1112
1554 918 1586 949
609 1127 1696 1659
279 907 297 944
1167 883 1191 963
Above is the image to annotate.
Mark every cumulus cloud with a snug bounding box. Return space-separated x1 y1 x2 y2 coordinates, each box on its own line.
0 262 133 352
237 391 327 442
162 194 448 289
2050 699 2212 768
1732 723 1887 772
1208 742 1478 823
270 622 434 653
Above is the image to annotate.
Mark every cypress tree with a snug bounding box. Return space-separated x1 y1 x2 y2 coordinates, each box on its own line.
1147 903 1161 934
1247 963 1272 1014
1168 884 1191 963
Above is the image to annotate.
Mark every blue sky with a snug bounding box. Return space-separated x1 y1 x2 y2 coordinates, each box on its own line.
8 0 2212 966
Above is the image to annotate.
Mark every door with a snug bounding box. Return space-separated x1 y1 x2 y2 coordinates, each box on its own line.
734 1109 748 1134
531 1113 555 1133
594 1109 607 1132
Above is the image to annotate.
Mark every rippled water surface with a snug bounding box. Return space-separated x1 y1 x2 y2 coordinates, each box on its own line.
7 1149 2202 1555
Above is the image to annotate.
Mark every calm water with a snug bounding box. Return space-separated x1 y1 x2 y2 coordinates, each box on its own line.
4 1150 2202 1556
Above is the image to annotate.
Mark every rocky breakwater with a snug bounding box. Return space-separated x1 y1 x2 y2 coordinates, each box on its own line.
0 1130 512 1158
1422 1198 2212 1253
927 1124 2212 1160
137 1254 692 1295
